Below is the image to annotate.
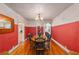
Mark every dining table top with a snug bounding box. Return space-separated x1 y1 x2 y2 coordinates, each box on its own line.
32 35 47 42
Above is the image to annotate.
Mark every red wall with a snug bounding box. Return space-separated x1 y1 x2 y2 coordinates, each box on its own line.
25 27 36 38
0 24 18 53
25 27 44 38
37 27 44 35
52 21 79 52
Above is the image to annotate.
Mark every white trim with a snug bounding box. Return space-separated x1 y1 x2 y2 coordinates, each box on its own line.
8 38 70 54
52 38 70 53
8 44 20 54
52 20 79 27
52 4 79 27
8 39 27 54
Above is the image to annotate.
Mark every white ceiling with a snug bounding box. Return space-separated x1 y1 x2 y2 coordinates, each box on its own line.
5 3 73 23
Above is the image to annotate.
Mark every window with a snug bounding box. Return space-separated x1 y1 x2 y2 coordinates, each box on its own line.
45 23 51 34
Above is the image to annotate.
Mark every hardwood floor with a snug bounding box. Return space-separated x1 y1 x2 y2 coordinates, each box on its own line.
10 40 79 55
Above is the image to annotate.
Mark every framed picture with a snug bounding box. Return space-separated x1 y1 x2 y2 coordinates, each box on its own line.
0 14 14 34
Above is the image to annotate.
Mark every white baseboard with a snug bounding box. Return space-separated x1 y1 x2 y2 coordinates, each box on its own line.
8 44 20 54
51 38 70 53
8 40 27 54
8 39 70 54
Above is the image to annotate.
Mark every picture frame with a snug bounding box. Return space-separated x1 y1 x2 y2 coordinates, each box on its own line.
0 14 14 34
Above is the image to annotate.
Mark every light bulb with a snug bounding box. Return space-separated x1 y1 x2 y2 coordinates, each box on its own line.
40 17 43 20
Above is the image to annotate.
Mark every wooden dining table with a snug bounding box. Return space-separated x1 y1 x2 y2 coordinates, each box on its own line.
31 35 47 55
32 35 47 42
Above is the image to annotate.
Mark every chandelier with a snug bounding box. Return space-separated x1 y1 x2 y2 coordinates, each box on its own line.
35 14 43 20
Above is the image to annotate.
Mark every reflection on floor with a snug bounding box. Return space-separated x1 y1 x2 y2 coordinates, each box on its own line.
10 40 79 55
